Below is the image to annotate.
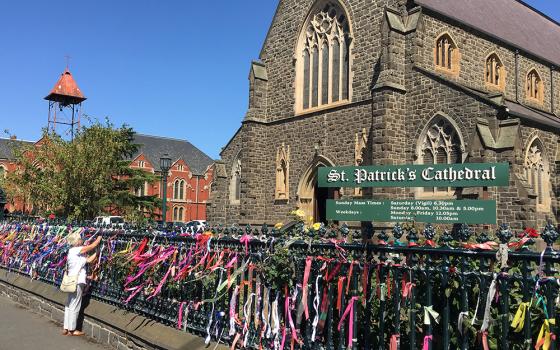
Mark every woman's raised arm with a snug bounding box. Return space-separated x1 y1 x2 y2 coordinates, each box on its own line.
80 236 102 255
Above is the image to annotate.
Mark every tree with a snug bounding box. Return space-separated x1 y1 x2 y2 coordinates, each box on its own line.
5 121 160 221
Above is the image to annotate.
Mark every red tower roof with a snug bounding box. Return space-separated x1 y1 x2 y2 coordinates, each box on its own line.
44 68 86 106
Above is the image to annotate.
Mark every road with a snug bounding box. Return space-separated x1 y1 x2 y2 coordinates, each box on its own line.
0 295 108 350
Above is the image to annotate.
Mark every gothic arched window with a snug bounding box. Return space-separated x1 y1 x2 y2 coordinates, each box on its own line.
525 138 550 210
297 1 351 112
485 53 505 89
135 182 147 197
526 69 543 103
173 179 185 200
418 116 464 196
230 157 242 204
179 180 185 200
434 33 460 75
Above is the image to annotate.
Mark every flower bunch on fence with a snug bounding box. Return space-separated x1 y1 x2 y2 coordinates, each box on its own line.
0 220 559 350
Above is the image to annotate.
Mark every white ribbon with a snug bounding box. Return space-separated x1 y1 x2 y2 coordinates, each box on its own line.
243 293 256 347
423 305 440 325
496 244 509 269
254 281 261 327
229 286 239 336
205 270 223 345
481 274 497 332
458 311 469 335
262 287 271 338
380 283 387 302
271 293 280 350
311 275 322 341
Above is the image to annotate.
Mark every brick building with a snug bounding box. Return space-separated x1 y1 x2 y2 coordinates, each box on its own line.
129 134 214 222
0 137 34 214
208 0 560 229
0 134 214 222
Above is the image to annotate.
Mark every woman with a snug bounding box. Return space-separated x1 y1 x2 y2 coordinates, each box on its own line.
62 233 102 336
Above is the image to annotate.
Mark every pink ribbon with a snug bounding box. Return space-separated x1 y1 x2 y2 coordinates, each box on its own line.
285 287 299 344
302 257 312 320
390 334 400 350
124 284 145 304
239 235 251 255
230 332 241 350
337 296 359 349
422 335 433 350
177 302 186 329
147 267 172 300
225 254 238 269
402 282 415 300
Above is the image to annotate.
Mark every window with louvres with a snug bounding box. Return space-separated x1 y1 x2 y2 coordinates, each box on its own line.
434 33 460 76
485 53 505 90
526 69 544 104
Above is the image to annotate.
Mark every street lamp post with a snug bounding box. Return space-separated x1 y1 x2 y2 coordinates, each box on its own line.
159 154 172 226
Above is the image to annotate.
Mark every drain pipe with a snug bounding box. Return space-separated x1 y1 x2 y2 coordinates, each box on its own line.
515 50 519 102
551 66 555 115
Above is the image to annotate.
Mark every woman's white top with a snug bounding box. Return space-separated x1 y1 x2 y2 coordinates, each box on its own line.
67 246 87 285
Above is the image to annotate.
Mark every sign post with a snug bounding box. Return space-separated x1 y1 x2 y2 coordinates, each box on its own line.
320 163 509 225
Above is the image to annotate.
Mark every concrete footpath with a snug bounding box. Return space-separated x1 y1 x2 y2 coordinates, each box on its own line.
0 294 108 350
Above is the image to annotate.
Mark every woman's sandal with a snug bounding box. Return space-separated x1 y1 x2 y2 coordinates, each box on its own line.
62 330 69 336
71 331 85 336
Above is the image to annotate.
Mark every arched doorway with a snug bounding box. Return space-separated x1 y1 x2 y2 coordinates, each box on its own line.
297 155 339 223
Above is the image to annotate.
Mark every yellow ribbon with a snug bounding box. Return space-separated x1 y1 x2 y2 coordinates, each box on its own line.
116 240 132 255
511 302 530 333
424 305 440 325
536 319 556 350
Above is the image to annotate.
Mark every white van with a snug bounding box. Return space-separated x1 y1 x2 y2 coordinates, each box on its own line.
93 216 125 228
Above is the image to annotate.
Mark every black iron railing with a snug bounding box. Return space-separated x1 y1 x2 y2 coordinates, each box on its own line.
0 221 559 350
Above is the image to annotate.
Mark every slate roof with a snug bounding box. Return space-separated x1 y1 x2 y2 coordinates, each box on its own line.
132 134 214 175
505 100 560 129
415 0 560 66
0 138 34 160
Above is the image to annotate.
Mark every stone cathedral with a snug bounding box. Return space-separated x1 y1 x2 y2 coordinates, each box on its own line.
207 0 560 230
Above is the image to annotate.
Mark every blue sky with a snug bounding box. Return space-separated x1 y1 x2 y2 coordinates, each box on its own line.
0 0 558 160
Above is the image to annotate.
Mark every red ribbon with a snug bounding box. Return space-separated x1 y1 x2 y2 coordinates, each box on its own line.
337 277 346 313
508 237 531 250
481 331 489 350
425 240 436 247
362 264 369 306
462 242 498 250
346 262 354 295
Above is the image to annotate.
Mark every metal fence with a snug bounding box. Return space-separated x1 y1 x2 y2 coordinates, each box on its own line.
0 221 559 350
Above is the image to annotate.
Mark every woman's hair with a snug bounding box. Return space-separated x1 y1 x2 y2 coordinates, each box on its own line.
66 232 82 246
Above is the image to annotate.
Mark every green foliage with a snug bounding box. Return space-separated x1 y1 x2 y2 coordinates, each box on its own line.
5 120 159 221
259 246 295 290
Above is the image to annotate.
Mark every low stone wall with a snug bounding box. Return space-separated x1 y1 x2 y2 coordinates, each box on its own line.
0 269 227 350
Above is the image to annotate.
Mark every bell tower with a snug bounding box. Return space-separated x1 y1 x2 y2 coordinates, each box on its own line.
45 66 86 140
